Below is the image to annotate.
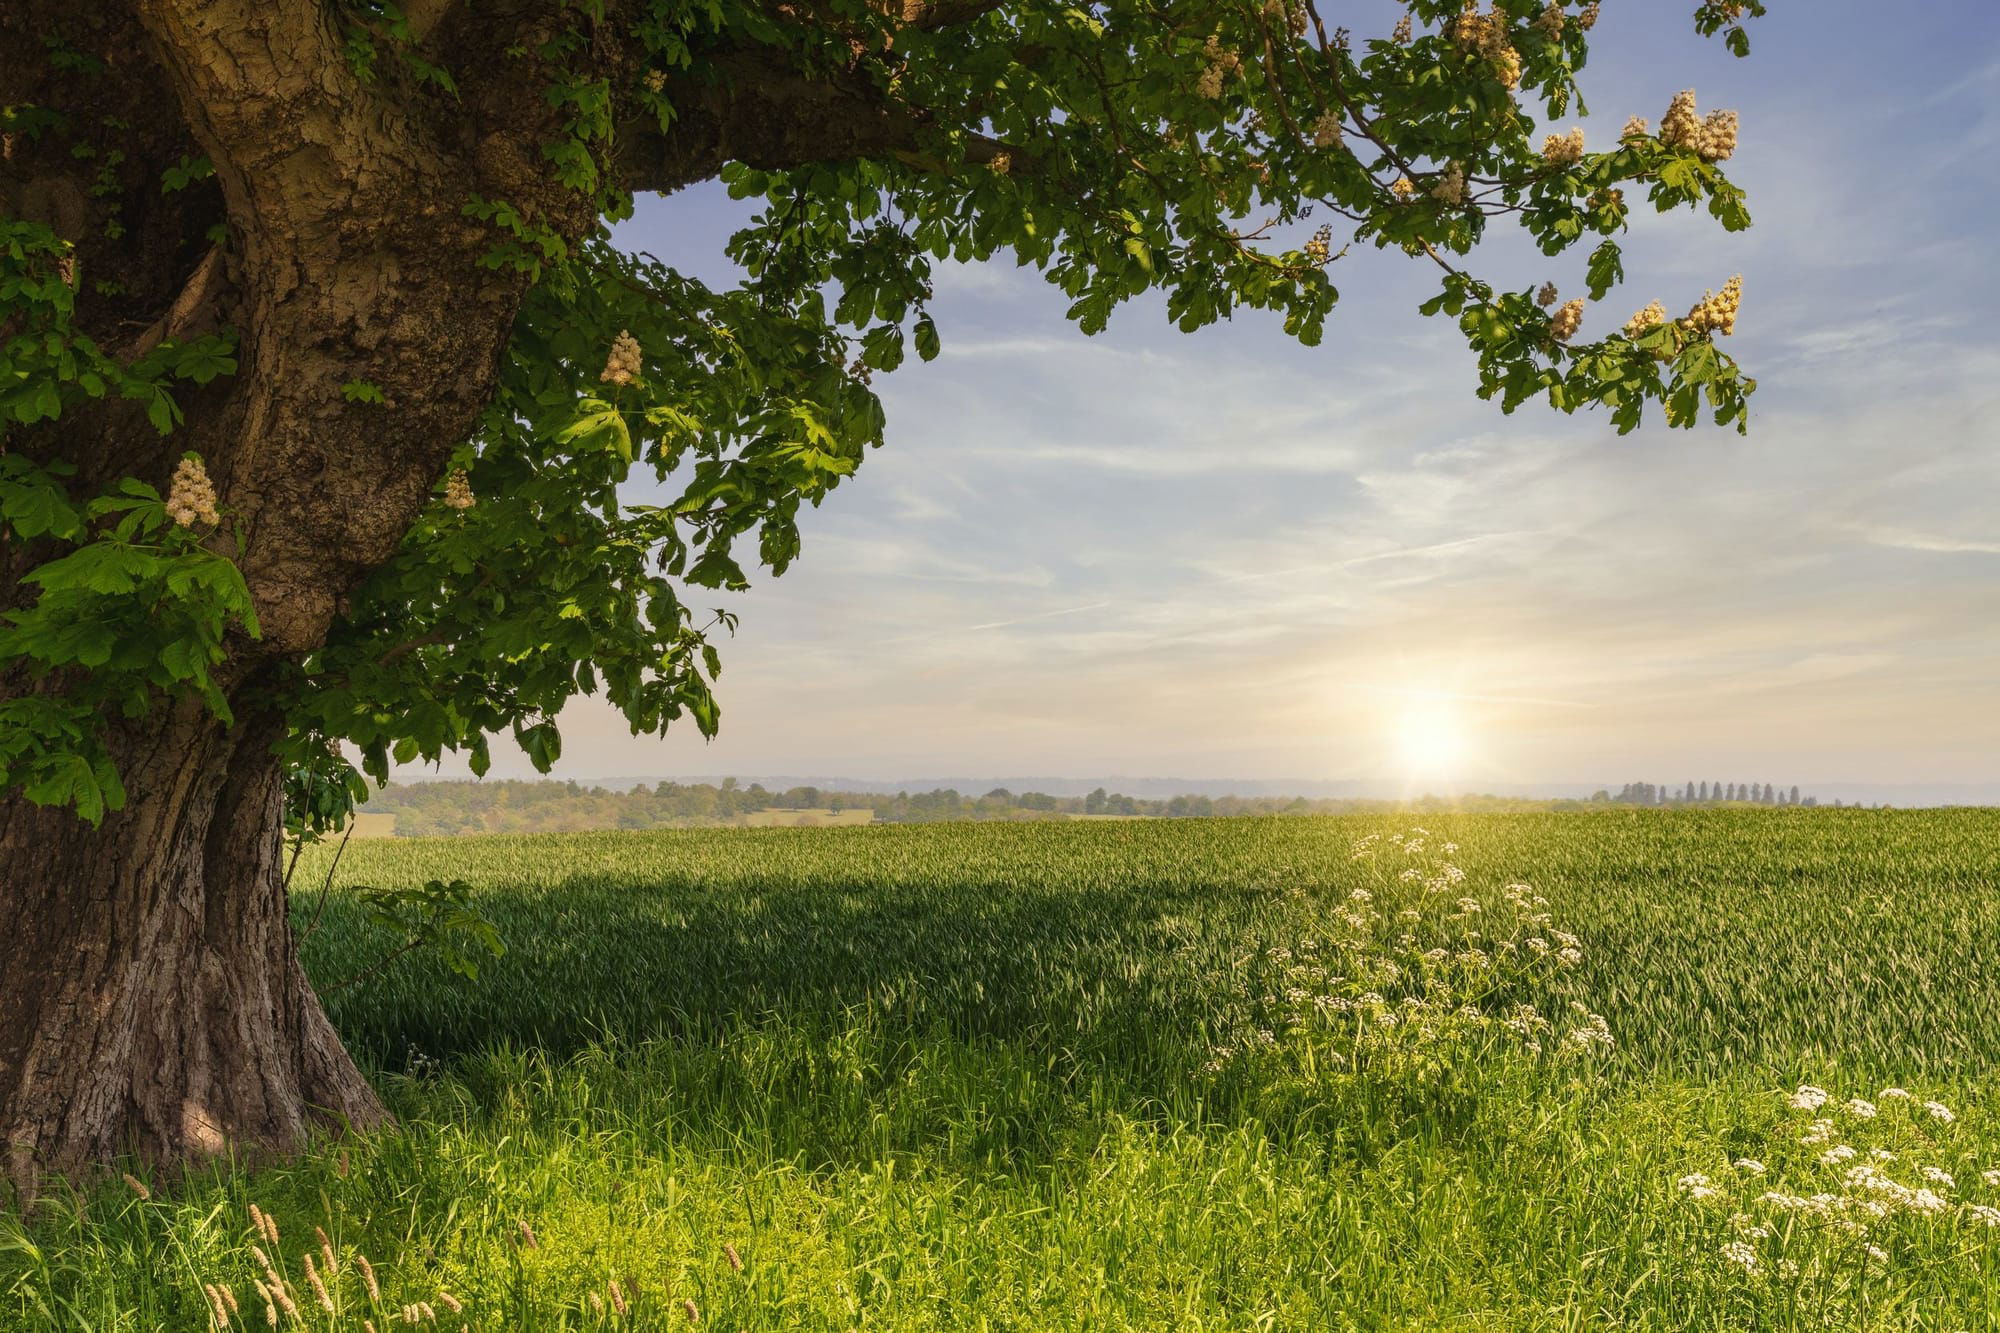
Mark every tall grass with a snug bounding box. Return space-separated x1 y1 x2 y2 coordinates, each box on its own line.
6 811 2000 1329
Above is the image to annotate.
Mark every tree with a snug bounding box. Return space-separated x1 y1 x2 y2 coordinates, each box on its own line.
0 0 1767 1183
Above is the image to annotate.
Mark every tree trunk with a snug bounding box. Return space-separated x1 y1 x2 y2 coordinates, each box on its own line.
0 0 942 1191
0 700 386 1196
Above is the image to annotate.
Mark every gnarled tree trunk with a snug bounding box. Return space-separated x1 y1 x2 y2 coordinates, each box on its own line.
1 0 972 1191
0 703 386 1192
0 0 556 1192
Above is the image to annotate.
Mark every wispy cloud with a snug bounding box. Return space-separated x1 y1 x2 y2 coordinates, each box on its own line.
415 0 2000 789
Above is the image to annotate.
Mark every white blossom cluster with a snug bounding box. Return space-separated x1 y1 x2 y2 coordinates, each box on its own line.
442 468 475 510
1623 300 1666 339
1205 830 1611 1081
1660 89 1741 160
1196 35 1241 100
600 330 642 385
1684 274 1742 337
1549 297 1585 342
166 454 219 528
1449 4 1522 89
1430 161 1467 205
1541 126 1585 166
1676 1084 2000 1291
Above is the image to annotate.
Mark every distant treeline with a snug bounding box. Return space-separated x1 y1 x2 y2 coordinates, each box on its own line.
1594 781 1847 807
362 779 1592 837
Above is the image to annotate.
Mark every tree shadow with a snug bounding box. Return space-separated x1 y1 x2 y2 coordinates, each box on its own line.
300 864 1300 1167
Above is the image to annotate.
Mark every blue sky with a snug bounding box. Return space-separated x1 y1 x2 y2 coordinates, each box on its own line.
446 2 2000 790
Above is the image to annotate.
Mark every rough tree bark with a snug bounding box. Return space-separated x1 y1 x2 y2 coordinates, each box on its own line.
0 0 986 1190
0 701 389 1187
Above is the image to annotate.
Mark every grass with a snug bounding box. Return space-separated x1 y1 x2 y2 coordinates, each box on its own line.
6 811 2000 1329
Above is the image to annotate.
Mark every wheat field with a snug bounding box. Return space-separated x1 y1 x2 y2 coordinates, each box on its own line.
6 811 2000 1329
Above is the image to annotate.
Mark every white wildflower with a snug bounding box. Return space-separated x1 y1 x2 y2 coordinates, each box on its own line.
1679 1172 1721 1201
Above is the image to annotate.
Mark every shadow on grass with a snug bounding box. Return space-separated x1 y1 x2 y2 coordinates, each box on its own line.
299 866 1331 1169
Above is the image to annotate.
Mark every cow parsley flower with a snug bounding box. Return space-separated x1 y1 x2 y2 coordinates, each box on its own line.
1719 1240 1758 1272
1679 1172 1720 1200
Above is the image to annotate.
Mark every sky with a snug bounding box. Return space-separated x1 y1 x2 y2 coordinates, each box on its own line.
422 1 2000 794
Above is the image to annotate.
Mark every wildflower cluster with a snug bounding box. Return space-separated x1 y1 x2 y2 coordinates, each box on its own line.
166 454 220 529
599 330 642 386
1675 1084 2000 1296
1392 12 1413 44
1204 830 1611 1092
1541 127 1585 167
1303 225 1333 265
1449 3 1522 89
1532 3 1564 40
1684 274 1742 337
1660 89 1741 160
1196 35 1241 99
442 469 475 511
1391 175 1416 201
1536 282 1560 309
1578 2 1600 29
1310 110 1343 148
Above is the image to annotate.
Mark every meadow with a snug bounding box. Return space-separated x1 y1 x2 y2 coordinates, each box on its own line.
6 811 2000 1330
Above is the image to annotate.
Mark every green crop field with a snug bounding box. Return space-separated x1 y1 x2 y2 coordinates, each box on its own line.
7 811 2000 1330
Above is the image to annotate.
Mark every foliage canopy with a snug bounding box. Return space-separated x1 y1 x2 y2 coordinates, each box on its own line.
1 0 1764 831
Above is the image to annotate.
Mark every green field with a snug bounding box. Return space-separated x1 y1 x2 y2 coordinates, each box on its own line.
8 812 2000 1329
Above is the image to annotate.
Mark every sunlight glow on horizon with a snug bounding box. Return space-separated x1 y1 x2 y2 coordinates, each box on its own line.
1393 695 1472 784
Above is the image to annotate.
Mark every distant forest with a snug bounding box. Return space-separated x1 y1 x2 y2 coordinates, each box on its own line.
360 778 1845 837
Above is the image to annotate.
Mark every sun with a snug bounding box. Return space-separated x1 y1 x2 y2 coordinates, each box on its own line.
1394 699 1469 780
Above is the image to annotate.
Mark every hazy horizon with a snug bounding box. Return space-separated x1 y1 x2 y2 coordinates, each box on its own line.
390 1 2000 792
378 770 2000 809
